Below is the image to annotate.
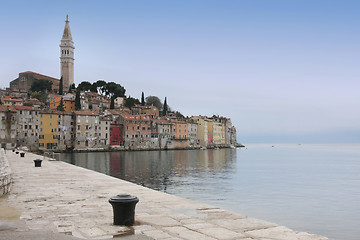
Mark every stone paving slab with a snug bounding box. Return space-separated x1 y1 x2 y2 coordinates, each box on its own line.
1 150 333 240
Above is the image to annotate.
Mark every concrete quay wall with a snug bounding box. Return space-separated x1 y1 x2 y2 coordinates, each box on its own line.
3 150 332 240
0 149 12 196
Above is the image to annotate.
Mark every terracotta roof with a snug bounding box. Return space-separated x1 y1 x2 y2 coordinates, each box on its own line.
22 71 59 82
0 105 17 112
15 106 40 111
120 114 150 121
74 110 99 116
2 98 23 102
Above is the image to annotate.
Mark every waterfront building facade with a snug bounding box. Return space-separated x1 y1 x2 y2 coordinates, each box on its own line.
57 112 75 150
15 106 39 150
187 120 198 147
99 116 110 147
118 114 151 149
191 116 209 147
74 111 99 149
0 106 17 149
110 124 124 146
39 111 59 150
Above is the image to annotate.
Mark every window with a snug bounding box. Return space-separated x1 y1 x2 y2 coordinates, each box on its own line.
24 125 28 129
50 114 52 119
40 121 43 125
110 128 112 131
39 135 44 139
40 128 43 132
53 135 58 139
39 143 44 147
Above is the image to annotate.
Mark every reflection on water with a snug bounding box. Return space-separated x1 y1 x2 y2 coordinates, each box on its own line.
60 144 360 240
60 149 237 192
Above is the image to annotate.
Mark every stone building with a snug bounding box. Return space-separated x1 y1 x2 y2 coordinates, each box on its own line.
57 112 75 151
10 71 60 92
99 116 111 147
0 105 17 149
187 120 198 147
74 111 100 149
191 116 209 147
60 15 75 89
15 106 40 151
117 114 151 149
153 119 174 149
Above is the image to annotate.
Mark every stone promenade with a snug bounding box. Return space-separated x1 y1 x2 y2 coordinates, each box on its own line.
1 150 332 240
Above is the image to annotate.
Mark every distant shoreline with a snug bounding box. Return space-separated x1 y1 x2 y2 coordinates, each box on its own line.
32 143 245 154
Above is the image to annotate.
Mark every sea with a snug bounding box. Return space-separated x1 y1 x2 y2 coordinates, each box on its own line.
58 144 360 240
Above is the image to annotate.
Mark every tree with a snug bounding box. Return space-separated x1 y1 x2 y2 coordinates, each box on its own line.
110 97 115 109
31 92 47 104
104 82 126 98
141 92 145 106
59 76 63 95
30 79 52 92
57 98 65 111
77 81 92 92
162 97 168 116
75 89 81 110
145 96 162 110
124 96 140 108
68 85 72 93
95 80 107 95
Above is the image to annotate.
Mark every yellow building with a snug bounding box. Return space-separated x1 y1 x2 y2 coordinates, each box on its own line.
49 96 75 112
191 116 209 146
1 96 23 106
39 111 59 149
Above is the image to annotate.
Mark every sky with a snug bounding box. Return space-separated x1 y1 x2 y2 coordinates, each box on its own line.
0 0 359 143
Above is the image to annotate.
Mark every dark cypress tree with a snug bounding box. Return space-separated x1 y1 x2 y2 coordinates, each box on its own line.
59 76 63 95
110 97 115 109
57 98 65 111
162 97 168 116
68 85 72 93
141 92 145 106
75 89 81 110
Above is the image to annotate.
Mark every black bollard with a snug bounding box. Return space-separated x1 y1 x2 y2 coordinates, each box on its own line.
20 152 25 157
109 194 139 226
34 159 42 167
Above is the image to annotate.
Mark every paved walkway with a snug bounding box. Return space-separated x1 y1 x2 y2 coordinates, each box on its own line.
1 150 332 240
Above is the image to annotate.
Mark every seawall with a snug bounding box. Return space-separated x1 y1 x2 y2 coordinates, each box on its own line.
2 150 331 240
0 149 12 196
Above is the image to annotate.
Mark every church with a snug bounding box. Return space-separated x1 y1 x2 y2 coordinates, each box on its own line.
9 15 75 91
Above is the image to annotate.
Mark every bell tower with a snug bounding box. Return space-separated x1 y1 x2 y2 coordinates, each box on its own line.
60 15 75 89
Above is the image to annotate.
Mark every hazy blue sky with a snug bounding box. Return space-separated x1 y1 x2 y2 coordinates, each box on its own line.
1 0 359 143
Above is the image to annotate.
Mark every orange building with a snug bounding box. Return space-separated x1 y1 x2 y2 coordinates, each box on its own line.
49 96 75 112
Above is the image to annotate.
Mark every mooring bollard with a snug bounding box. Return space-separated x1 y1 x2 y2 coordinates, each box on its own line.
20 152 25 157
34 159 42 167
12 149 15 152
16 151 19 154
109 194 139 226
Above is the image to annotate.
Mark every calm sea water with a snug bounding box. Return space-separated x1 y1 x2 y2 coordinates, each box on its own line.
59 144 360 240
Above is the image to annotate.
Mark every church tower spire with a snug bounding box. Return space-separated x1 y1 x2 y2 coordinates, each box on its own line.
60 15 75 89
